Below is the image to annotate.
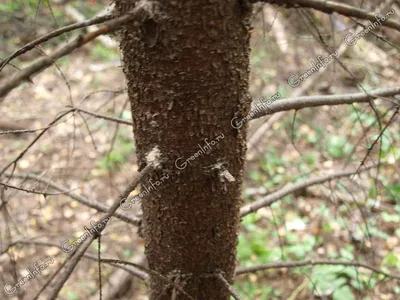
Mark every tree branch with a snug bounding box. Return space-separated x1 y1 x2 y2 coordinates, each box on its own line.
0 29 106 100
4 240 149 281
101 259 195 300
215 273 242 300
248 87 400 122
4 172 141 226
250 0 400 32
235 259 400 280
240 166 375 217
0 1 160 100
0 181 69 196
70 106 133 126
0 13 113 72
0 109 74 177
46 163 154 300
0 125 57 135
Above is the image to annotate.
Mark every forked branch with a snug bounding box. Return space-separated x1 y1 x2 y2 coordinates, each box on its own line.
248 87 400 122
235 259 400 280
251 0 400 32
0 0 163 100
0 13 113 72
240 166 375 217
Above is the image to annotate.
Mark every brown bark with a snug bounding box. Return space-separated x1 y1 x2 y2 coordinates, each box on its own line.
115 1 252 299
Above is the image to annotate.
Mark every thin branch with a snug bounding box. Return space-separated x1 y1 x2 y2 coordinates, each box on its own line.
77 111 98 150
100 259 195 300
65 4 117 48
247 87 400 122
0 90 128 136
0 181 71 196
0 13 113 72
4 239 149 281
46 163 154 300
235 259 400 280
0 30 104 99
0 14 112 71
357 108 399 172
251 0 400 32
0 123 62 135
0 1 160 100
97 236 103 300
3 172 141 226
70 106 133 125
0 57 21 71
240 166 375 217
349 17 400 51
247 25 353 158
214 273 242 300
0 109 74 177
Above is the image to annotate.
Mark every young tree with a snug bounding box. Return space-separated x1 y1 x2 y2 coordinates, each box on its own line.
115 1 252 298
1 0 399 299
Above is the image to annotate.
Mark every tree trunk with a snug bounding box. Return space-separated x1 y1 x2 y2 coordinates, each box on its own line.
115 1 252 298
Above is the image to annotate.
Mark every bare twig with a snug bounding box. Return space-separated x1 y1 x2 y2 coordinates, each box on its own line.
65 4 117 48
247 40 366 159
89 253 147 300
0 14 113 72
357 108 399 172
235 259 400 280
100 259 195 300
69 106 133 125
3 172 141 226
0 109 74 177
0 1 160 100
0 30 104 99
240 166 375 217
214 273 242 300
251 0 400 32
248 87 400 121
0 181 72 196
3 240 149 281
97 236 103 300
0 122 64 135
46 163 154 300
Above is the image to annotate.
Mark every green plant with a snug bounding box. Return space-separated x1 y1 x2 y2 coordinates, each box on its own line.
91 44 119 62
309 265 355 300
0 0 37 13
234 281 278 299
326 135 354 158
98 129 134 170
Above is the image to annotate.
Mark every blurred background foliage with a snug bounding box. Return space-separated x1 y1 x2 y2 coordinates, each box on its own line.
0 0 399 299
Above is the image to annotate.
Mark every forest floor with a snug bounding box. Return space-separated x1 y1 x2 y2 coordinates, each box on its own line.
0 1 399 299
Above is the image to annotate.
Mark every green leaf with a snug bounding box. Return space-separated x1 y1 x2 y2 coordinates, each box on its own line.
369 227 389 239
383 252 399 267
327 135 351 158
120 110 132 120
381 212 400 223
340 247 354 260
333 285 354 300
123 250 132 258
249 171 261 181
394 286 400 294
388 184 400 200
68 291 79 300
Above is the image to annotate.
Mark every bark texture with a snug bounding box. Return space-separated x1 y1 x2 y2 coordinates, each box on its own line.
115 1 252 298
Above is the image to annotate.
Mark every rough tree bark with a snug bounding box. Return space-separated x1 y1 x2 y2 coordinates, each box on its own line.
115 1 252 298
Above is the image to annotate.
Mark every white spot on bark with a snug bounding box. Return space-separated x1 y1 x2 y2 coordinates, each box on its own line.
146 146 162 168
209 162 236 192
219 169 235 183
